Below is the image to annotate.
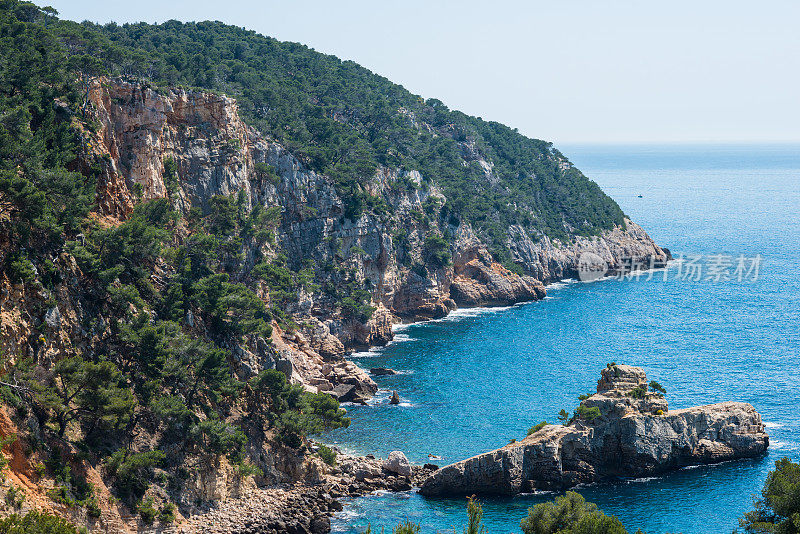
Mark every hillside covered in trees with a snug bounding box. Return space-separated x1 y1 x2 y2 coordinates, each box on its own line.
52 9 624 254
0 0 669 531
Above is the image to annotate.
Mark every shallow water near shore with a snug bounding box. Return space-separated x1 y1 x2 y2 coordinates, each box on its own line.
324 144 800 534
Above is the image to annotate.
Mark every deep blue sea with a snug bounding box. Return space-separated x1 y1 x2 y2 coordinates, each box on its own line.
325 144 800 534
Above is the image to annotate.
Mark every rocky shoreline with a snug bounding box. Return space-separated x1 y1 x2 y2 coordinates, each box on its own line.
0 77 675 533
175 450 434 534
169 360 769 533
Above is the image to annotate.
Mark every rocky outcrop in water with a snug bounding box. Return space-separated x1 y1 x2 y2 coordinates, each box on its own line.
420 365 768 496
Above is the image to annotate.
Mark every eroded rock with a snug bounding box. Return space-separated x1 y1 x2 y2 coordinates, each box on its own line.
420 365 768 496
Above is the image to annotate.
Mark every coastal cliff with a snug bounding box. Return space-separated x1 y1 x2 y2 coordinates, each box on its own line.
420 365 768 496
0 4 675 530
79 79 669 397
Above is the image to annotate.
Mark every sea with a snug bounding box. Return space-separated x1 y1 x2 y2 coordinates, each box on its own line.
323 144 800 534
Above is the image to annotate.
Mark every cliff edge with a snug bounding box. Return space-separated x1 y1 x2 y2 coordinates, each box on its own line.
420 364 768 496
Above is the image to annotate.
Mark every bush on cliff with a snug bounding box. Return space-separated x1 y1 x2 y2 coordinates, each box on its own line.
572 406 602 423
648 381 666 395
528 421 548 436
317 444 337 466
629 386 647 400
738 457 800 534
0 510 79 534
520 492 630 534
31 0 625 257
248 369 350 448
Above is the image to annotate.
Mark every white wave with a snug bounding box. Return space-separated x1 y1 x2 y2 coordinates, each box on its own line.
391 333 416 343
349 348 383 358
397 401 416 407
579 273 618 284
764 421 784 428
332 508 364 522
770 440 796 450
626 476 661 483
392 321 422 333
545 278 577 290
365 389 393 406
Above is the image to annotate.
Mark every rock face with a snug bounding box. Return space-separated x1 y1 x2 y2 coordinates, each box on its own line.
79 78 671 402
420 365 768 496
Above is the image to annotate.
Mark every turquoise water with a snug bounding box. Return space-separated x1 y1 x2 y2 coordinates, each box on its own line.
326 144 800 534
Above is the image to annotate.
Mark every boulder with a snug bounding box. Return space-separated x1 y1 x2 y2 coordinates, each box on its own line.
389 391 400 405
420 365 768 496
383 451 412 477
328 384 356 402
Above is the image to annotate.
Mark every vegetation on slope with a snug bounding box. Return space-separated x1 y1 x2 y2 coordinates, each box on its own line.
0 0 349 521
738 458 800 534
45 6 623 255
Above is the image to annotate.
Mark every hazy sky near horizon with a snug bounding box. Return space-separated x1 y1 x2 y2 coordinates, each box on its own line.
41 0 800 145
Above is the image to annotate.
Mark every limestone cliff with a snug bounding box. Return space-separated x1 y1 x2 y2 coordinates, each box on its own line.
78 79 669 399
420 365 768 496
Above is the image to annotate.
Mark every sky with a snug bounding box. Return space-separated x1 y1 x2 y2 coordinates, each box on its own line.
39 0 800 145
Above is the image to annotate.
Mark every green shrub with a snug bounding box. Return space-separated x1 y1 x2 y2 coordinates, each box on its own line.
392 521 421 534
4 485 24 509
0 511 80 534
158 503 176 523
424 235 451 268
254 162 280 185
188 419 247 462
0 435 15 476
137 497 158 524
648 380 666 395
85 498 101 518
7 255 36 284
738 458 800 533
557 409 570 425
44 455 95 511
572 405 602 423
521 491 629 534
317 444 337 466
629 386 647 399
163 157 178 196
105 449 165 503
465 495 488 534
527 421 548 436
234 460 263 479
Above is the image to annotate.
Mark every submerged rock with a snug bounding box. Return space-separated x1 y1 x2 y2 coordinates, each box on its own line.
370 367 397 376
420 365 768 496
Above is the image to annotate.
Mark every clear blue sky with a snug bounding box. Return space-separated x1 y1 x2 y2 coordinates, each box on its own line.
40 0 800 145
